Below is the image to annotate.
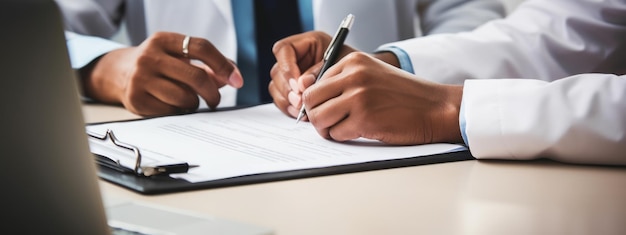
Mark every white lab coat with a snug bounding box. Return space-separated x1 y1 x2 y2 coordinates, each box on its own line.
56 0 505 52
381 0 626 165
55 0 505 107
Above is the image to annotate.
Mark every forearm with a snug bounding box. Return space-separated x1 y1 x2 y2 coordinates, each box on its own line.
80 48 135 104
371 51 400 69
65 31 126 101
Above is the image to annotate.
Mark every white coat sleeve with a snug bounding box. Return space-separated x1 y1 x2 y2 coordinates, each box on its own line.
419 0 506 35
378 0 626 165
381 0 626 84
55 0 127 69
463 74 626 165
64 31 125 69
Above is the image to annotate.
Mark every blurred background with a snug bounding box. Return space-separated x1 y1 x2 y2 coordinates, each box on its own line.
111 0 527 47
502 0 525 12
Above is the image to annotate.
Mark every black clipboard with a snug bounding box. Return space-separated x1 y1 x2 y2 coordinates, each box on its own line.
88 105 475 195
96 150 473 195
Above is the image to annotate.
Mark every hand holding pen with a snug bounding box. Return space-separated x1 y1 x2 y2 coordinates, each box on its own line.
295 14 355 123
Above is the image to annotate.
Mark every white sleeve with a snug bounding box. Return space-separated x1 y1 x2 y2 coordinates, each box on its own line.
378 0 626 165
64 31 125 69
463 74 626 166
419 0 506 35
381 0 626 85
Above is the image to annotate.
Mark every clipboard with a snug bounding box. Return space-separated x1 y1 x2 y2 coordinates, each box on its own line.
87 105 475 195
95 150 473 195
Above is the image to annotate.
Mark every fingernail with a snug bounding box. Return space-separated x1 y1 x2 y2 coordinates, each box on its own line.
287 105 298 118
288 78 298 92
229 69 244 88
288 91 301 107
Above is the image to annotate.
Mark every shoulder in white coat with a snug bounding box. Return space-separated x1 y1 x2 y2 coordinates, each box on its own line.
382 0 626 165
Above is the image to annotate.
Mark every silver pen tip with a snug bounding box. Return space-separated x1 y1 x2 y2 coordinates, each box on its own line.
341 14 355 29
295 111 304 123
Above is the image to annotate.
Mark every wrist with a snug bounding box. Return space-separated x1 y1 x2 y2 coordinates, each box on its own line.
83 48 130 104
438 84 464 144
372 51 401 68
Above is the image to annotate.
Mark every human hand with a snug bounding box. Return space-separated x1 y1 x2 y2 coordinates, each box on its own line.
269 31 357 119
302 52 464 145
81 32 243 116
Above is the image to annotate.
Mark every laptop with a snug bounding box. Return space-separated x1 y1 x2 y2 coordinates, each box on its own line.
0 0 272 234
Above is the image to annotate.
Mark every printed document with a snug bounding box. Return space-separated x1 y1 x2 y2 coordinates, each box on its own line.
87 104 467 183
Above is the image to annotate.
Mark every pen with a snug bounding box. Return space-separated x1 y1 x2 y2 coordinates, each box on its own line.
296 14 355 123
141 163 199 177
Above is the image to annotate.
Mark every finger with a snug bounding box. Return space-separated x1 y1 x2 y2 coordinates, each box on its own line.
190 61 237 109
289 78 299 94
301 60 349 125
152 32 243 88
297 73 317 92
283 78 305 109
272 33 325 77
306 74 366 142
301 62 323 82
287 90 301 109
125 92 181 117
269 80 293 118
297 62 323 96
299 43 356 81
272 39 302 81
186 37 243 88
306 84 350 129
192 61 239 88
306 91 350 138
147 55 222 109
268 63 293 110
301 61 346 112
286 105 304 120
143 76 199 110
327 114 362 142
270 45 302 115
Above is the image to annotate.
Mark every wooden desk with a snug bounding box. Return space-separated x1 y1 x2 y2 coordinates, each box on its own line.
84 103 626 235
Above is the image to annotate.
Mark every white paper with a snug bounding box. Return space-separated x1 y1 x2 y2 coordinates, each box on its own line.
87 104 467 183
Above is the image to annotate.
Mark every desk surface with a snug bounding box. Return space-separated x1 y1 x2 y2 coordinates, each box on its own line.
84 103 626 235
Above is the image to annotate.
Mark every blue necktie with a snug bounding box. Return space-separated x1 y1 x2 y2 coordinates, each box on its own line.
234 0 303 106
